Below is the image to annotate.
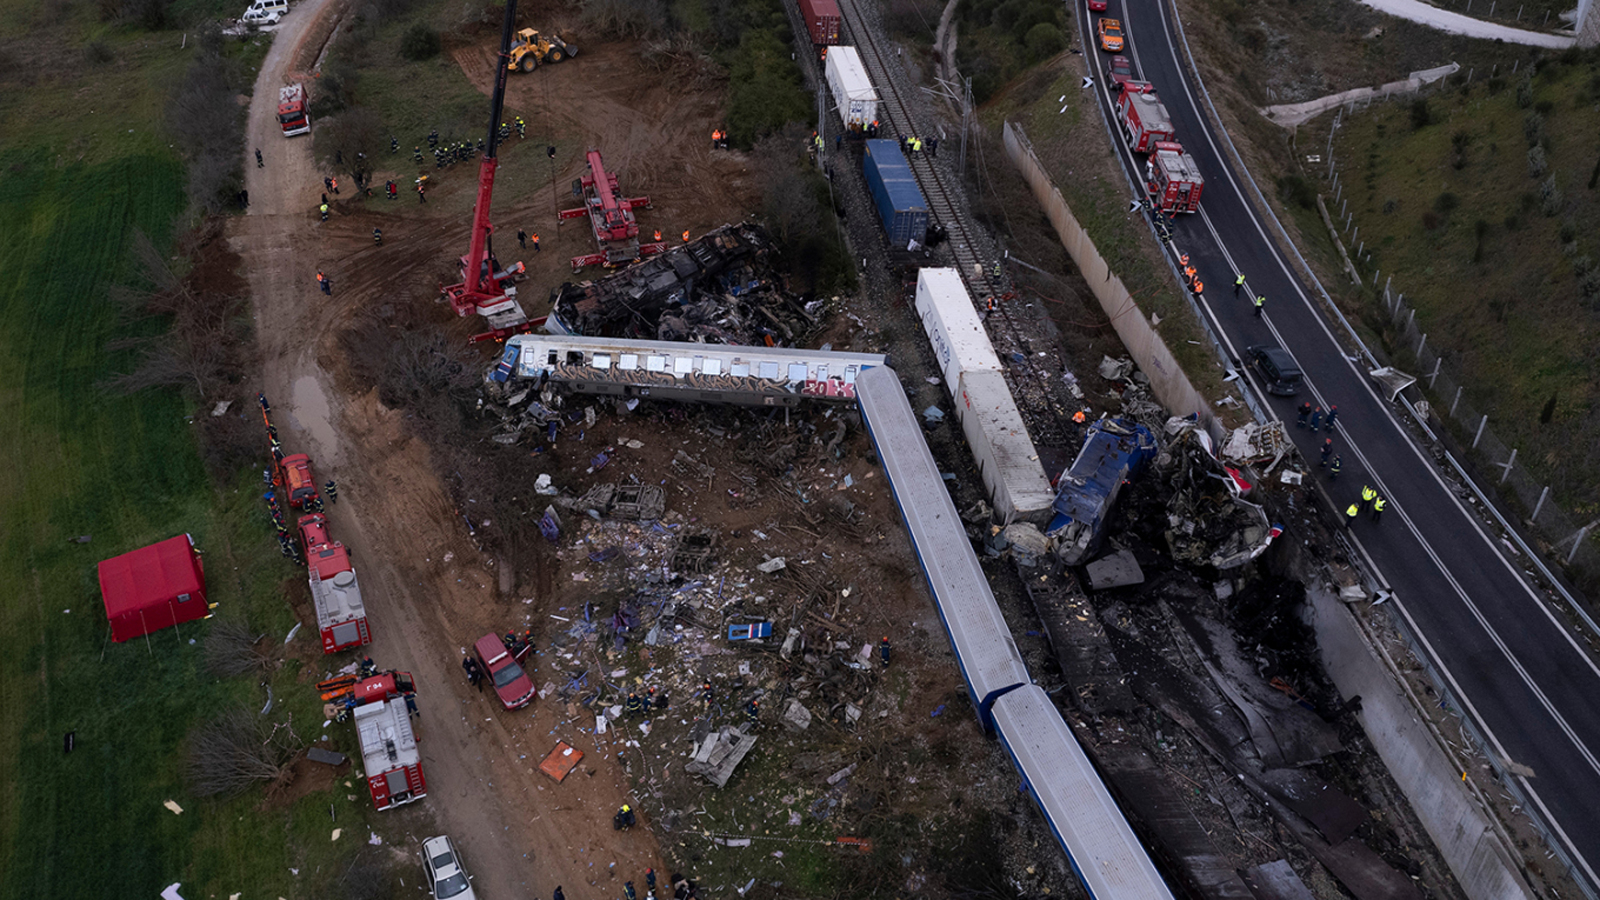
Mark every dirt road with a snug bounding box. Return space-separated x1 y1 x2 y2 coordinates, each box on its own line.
234 4 666 898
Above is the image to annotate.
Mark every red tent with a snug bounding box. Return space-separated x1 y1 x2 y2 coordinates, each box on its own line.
98 534 210 642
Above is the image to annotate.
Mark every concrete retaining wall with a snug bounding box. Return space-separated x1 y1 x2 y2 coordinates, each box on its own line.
1309 586 1536 900
1001 120 1216 434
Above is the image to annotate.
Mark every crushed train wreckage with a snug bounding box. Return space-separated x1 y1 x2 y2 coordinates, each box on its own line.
1043 415 1277 571
545 221 826 346
1047 417 1158 566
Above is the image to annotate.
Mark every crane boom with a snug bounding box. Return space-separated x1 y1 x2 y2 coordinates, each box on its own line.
443 0 533 340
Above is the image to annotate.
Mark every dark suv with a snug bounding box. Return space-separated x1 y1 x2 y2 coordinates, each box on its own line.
1247 345 1304 396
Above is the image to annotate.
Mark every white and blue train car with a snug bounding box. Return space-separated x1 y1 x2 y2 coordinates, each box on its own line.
992 685 1176 900
855 366 1031 730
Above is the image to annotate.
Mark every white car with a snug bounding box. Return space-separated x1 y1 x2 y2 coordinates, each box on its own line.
421 835 477 900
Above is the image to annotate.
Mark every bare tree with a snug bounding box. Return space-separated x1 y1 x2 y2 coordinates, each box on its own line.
579 0 670 38
204 618 273 677
316 105 385 191
164 27 243 214
102 230 255 401
187 708 302 798
754 123 824 249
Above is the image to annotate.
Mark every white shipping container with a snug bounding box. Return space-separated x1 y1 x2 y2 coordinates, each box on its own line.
916 267 1001 386
825 47 879 128
955 370 1055 525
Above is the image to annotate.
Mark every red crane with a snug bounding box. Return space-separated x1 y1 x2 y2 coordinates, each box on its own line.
559 149 662 271
441 0 536 343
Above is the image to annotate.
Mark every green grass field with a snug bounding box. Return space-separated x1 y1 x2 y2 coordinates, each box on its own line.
1326 54 1600 510
0 5 396 898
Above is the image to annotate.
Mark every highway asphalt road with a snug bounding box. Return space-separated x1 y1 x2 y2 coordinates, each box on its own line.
1073 0 1600 888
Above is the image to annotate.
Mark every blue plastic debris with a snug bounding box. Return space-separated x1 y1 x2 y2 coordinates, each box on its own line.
930 704 946 717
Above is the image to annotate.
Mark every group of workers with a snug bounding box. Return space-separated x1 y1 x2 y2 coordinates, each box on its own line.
709 128 730 150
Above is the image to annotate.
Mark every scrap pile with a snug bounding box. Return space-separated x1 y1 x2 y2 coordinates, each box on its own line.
548 222 826 346
1157 421 1274 570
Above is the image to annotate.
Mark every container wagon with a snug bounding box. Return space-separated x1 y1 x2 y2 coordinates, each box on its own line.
797 0 841 46
912 269 1053 524
914 267 1002 384
863 140 930 247
953 370 1056 525
824 47 878 130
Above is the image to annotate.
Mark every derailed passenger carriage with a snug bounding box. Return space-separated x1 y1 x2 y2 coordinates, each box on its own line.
992 686 1176 900
854 366 1032 730
490 334 883 408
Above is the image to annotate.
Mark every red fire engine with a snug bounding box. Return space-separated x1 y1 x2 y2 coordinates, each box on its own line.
1115 82 1175 154
296 513 371 653
277 83 310 137
1146 141 1205 214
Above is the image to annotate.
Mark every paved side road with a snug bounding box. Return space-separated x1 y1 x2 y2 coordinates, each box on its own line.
1358 0 1575 47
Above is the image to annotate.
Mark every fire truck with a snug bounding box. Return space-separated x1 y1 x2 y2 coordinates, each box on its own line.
277 83 310 137
296 513 371 653
337 670 426 811
1114 82 1174 154
1146 141 1205 214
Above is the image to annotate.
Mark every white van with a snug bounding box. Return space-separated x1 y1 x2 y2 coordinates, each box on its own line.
241 0 288 24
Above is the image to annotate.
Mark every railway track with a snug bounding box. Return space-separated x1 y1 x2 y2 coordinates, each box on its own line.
832 0 1076 446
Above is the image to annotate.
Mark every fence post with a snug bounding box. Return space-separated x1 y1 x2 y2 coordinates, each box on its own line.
1499 448 1516 484
1533 485 1549 522
1407 308 1416 331
1340 197 1347 218
1353 226 1359 245
1418 332 1427 356
1385 274 1392 296
1474 414 1488 449
1428 357 1441 388
1451 386 1463 417
1358 240 1364 256
1569 524 1591 565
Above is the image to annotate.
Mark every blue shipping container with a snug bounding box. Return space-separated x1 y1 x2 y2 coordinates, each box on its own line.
863 140 930 246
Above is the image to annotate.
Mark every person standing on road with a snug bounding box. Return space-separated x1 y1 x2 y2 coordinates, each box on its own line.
324 480 338 503
1234 273 1246 296
532 233 540 252
1309 406 1324 431
880 636 891 668
1371 496 1387 523
1324 405 1338 432
1329 454 1343 481
255 148 263 168
1254 295 1266 318
517 228 527 249
1361 484 1378 511
929 137 939 157
319 202 329 222
1297 401 1312 428
317 271 331 295
552 887 565 900
1319 438 1333 467
1345 503 1360 528
745 699 760 726
372 227 382 246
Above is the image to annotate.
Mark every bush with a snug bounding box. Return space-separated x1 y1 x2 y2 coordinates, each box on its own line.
1540 176 1563 216
1409 98 1432 129
1523 111 1545 148
1503 214 1521 231
1434 191 1459 215
1528 146 1548 178
1516 75 1534 108
1023 22 1064 60
164 28 245 215
400 22 440 61
84 40 114 64
1276 174 1316 210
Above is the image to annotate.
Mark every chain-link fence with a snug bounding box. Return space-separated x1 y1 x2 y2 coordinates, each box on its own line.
1375 282 1600 592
